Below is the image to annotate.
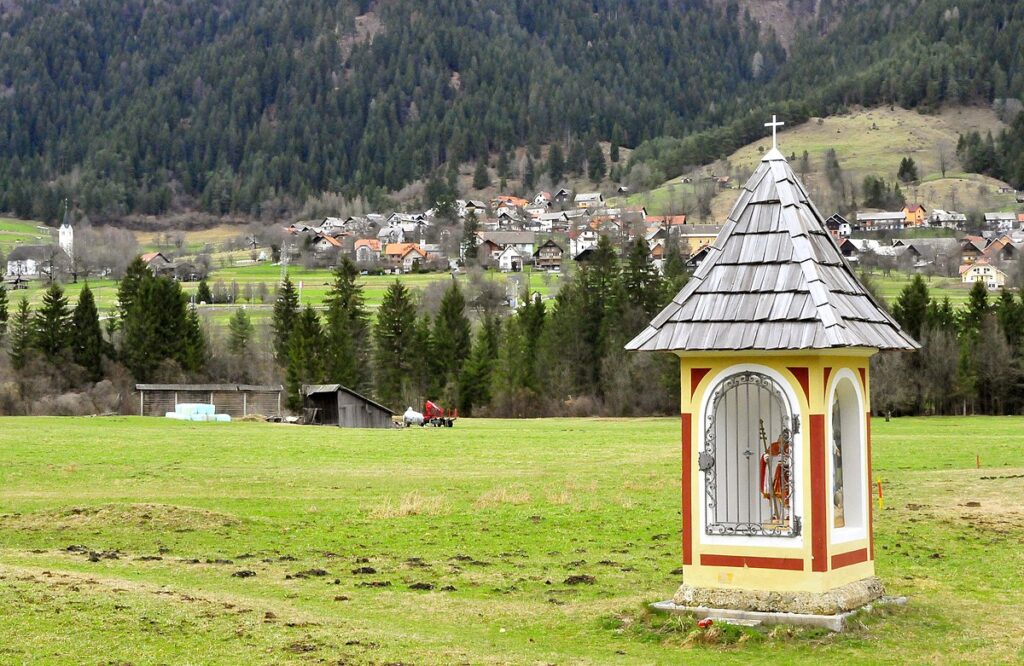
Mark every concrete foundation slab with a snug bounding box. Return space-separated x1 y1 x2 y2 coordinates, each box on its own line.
651 596 907 633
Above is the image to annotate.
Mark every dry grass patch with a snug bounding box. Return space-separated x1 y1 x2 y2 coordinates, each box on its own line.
0 503 240 532
368 492 448 519
474 486 531 508
546 489 574 505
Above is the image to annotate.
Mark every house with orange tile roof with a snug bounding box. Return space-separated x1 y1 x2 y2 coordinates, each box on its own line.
354 238 382 263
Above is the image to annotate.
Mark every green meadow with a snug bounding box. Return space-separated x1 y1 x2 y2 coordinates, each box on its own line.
1 416 1022 664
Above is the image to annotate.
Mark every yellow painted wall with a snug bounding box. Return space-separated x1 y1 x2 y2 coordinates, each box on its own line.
678 350 877 594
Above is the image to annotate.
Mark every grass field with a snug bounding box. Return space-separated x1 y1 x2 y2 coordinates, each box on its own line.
0 217 50 252
0 416 1022 664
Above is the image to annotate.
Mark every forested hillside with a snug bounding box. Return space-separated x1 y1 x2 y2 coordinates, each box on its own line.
0 0 1022 224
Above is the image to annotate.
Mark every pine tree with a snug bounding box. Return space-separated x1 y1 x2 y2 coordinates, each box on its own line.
285 306 324 411
117 256 150 321
472 160 490 190
0 284 7 339
547 143 565 184
323 258 370 390
897 157 919 183
32 283 72 362
587 143 606 182
523 155 536 191
458 315 501 414
8 298 32 370
272 275 300 361
622 237 664 318
71 283 104 380
462 212 480 262
228 308 253 354
373 281 417 409
182 306 206 373
892 274 930 340
196 278 213 304
566 141 586 176
961 280 990 340
431 280 472 395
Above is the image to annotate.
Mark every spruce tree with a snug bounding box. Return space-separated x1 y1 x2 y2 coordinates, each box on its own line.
228 308 253 354
462 212 480 262
285 306 324 411
71 284 104 381
373 281 417 409
431 280 472 394
547 143 565 184
891 275 930 341
33 283 72 362
323 258 370 390
622 237 664 318
117 256 150 321
8 298 32 370
196 278 213 304
523 155 536 190
272 275 300 361
458 315 501 414
182 306 206 373
472 160 490 190
0 284 7 339
587 143 606 182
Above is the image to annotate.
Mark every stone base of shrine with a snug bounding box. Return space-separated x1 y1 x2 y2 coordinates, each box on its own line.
655 577 890 631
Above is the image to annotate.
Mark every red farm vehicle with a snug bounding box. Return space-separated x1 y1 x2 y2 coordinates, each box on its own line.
403 401 457 427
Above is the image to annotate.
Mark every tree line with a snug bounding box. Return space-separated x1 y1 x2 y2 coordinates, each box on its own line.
271 236 689 417
876 274 1024 416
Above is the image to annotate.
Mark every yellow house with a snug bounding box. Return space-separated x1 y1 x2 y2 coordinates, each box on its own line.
960 260 1007 289
903 204 927 226
677 224 722 255
627 146 919 620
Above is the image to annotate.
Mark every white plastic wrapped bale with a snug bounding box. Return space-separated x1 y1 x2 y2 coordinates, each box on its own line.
403 407 424 426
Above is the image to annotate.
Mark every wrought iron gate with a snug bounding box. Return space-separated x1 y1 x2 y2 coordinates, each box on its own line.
699 371 800 537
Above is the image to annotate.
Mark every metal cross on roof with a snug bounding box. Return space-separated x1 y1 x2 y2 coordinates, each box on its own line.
765 115 785 150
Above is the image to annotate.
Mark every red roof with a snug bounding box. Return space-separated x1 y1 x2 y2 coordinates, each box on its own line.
354 238 381 251
905 204 926 213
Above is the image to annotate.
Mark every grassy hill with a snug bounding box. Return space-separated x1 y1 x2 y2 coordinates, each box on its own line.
0 415 1022 663
619 106 1020 220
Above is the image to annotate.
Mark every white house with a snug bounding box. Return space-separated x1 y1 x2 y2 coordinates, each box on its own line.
569 229 600 257
497 246 523 272
575 192 604 209
960 260 1006 289
478 232 535 259
6 245 50 277
377 225 405 244
855 211 905 230
985 213 1017 231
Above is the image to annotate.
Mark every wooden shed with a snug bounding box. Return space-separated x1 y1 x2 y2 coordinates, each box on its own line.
302 384 395 429
136 384 283 418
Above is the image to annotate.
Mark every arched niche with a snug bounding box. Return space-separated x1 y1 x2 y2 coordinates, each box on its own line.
700 369 800 538
829 372 867 541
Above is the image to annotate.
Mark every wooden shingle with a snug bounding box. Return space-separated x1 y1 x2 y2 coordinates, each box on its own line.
626 149 919 352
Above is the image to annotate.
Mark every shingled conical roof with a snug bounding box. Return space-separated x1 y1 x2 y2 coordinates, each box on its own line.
626 149 919 352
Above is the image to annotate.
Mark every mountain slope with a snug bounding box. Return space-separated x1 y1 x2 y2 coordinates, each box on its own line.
619 106 1016 219
0 0 1022 225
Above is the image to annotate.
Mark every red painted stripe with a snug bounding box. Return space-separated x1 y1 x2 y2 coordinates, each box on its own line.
682 412 693 566
787 366 810 401
866 411 874 560
690 368 711 398
831 548 868 569
700 554 805 571
810 414 828 572
823 366 833 391
858 367 867 393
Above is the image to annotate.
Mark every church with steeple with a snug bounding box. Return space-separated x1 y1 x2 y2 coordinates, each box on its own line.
59 200 74 259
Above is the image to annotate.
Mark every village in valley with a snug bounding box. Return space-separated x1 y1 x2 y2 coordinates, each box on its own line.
3 1 1024 664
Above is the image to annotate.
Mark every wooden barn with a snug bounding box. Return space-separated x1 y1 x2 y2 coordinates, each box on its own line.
302 384 395 429
136 384 283 418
